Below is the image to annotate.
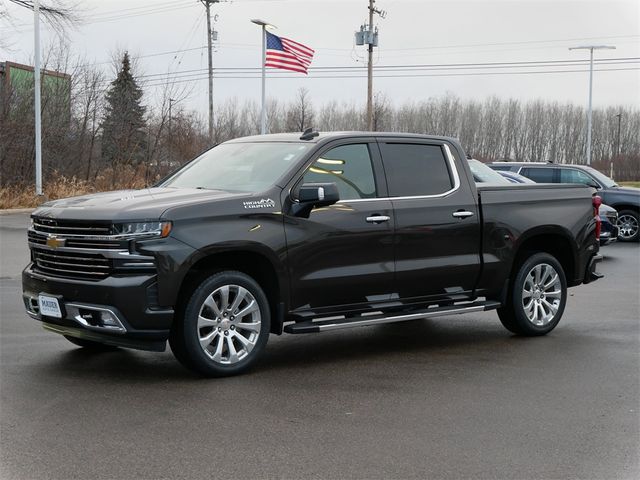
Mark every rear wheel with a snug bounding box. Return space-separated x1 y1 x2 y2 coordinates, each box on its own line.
498 252 567 336
63 335 119 351
617 210 639 242
169 271 270 377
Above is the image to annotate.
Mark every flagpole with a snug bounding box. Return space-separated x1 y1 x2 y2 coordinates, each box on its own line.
251 19 274 135
260 24 266 135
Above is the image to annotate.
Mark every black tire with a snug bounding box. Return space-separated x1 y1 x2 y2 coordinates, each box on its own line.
63 335 119 351
497 252 567 336
169 271 270 377
616 209 639 242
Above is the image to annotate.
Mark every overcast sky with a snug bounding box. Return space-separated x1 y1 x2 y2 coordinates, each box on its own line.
2 0 639 115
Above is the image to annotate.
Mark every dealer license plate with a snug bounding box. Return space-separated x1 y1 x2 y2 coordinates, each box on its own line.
38 295 62 318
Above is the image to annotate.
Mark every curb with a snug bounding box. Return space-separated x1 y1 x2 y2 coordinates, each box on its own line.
0 208 35 216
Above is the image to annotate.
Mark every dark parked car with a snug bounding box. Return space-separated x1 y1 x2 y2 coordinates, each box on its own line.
489 162 640 241
23 133 603 377
499 171 536 184
598 203 619 246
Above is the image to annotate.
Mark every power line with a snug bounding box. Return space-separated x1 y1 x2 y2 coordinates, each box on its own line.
100 57 640 83
141 66 640 88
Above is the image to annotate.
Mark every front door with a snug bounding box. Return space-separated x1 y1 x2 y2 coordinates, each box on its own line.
283 140 395 315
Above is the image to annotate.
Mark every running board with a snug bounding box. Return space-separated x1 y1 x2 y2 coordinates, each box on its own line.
284 300 501 334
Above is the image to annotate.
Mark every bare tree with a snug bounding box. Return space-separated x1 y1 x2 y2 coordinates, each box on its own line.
285 87 315 132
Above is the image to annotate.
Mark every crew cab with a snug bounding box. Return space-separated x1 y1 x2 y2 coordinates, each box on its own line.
22 132 603 376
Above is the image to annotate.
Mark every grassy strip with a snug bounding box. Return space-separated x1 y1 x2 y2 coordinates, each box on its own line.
0 169 149 209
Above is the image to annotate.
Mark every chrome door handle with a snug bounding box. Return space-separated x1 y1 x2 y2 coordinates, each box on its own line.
366 215 391 223
452 211 474 218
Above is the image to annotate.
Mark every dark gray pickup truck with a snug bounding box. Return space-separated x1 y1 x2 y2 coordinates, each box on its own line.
23 132 603 376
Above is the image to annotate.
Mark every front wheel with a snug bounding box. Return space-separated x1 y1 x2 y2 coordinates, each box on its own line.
617 210 639 242
169 271 270 377
498 252 567 336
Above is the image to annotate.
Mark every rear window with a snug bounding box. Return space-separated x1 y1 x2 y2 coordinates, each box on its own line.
521 167 556 183
380 143 453 197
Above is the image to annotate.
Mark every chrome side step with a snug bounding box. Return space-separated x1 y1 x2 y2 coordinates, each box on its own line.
284 300 501 334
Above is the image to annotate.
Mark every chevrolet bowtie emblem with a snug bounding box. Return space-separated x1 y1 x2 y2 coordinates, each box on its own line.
46 236 65 248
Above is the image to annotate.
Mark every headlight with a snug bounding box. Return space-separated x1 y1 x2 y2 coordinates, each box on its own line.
112 221 172 238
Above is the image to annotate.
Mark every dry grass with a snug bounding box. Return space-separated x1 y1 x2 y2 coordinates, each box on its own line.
619 181 640 188
0 168 151 210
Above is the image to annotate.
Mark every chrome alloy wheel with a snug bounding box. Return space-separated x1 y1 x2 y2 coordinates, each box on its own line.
522 263 562 327
617 213 639 240
197 285 261 364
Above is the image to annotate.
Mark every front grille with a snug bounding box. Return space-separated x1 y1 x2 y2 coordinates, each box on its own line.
28 228 122 250
32 218 111 237
31 248 112 280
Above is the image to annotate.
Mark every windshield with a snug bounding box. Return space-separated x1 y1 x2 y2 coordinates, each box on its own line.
161 142 312 192
468 159 510 184
583 166 618 188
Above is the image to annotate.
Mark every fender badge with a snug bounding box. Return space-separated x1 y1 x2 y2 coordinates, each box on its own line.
46 236 66 248
243 198 275 209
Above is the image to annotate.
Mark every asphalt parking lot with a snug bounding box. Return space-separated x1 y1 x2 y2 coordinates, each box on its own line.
1 212 639 480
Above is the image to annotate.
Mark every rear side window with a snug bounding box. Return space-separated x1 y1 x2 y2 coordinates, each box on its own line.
301 144 377 200
380 143 453 197
560 168 597 186
521 167 556 183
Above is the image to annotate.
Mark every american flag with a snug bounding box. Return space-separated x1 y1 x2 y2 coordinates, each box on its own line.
265 31 314 74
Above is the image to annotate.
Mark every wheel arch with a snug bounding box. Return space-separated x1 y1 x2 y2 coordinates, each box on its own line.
177 245 287 335
510 228 578 288
610 203 639 214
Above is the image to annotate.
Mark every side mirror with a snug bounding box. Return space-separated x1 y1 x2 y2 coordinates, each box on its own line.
291 183 340 217
588 182 601 189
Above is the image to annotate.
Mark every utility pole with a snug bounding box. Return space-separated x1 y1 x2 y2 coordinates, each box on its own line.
366 0 374 131
200 0 220 143
569 44 616 165
355 1 385 131
33 0 42 195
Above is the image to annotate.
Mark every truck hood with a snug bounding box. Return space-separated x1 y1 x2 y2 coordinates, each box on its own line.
33 187 247 221
609 186 640 196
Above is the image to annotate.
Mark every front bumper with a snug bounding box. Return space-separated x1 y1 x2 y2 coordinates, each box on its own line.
599 225 619 246
22 266 173 350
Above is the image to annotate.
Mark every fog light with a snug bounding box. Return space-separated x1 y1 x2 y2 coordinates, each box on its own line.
99 312 119 328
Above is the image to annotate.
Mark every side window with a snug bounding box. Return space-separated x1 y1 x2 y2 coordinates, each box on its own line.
560 169 597 186
380 143 453 197
300 144 376 200
521 167 555 183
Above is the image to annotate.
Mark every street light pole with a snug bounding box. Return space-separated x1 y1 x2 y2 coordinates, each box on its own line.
569 44 616 166
33 0 42 196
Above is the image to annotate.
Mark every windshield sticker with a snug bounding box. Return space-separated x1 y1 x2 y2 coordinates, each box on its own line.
243 198 276 209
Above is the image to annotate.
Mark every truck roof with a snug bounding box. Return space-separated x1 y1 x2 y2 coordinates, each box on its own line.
226 131 460 144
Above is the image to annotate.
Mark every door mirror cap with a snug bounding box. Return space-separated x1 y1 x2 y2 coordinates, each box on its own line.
292 183 340 217
298 183 340 207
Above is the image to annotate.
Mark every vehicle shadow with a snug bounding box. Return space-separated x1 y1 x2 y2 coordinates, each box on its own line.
256 317 529 374
33 317 531 382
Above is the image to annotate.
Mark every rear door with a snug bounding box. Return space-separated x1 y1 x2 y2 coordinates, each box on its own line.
378 139 481 302
283 140 395 314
